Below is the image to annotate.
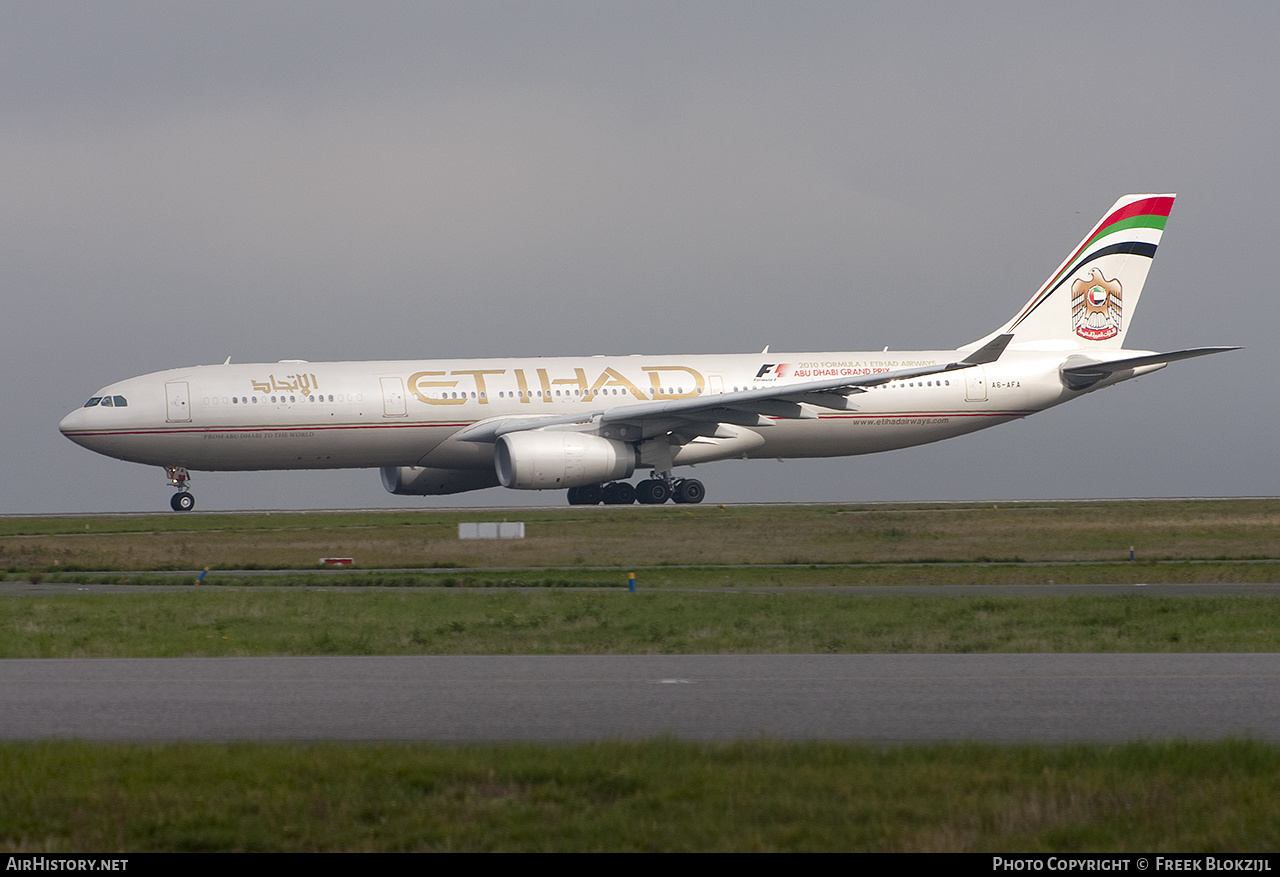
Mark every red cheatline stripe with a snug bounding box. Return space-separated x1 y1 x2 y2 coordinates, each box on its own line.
63 422 473 438
765 411 1032 422
815 411 1030 419
70 412 1032 438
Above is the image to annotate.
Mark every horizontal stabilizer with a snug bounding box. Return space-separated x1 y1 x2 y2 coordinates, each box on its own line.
1060 346 1240 389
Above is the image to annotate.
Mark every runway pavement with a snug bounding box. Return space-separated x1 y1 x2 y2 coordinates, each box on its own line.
3 653 1278 742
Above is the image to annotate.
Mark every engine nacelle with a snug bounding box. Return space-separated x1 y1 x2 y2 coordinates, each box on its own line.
381 465 500 496
495 431 636 490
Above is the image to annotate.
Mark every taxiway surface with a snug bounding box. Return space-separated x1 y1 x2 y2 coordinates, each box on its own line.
3 653 1278 742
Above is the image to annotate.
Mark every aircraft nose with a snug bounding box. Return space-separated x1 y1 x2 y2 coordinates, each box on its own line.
59 406 90 442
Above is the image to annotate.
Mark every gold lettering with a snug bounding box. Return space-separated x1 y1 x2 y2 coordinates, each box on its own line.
407 371 463 405
450 369 504 404
643 365 705 399
537 367 588 402
588 367 647 401
514 369 531 404
251 372 320 396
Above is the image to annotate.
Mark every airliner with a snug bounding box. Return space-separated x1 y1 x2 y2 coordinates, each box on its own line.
60 194 1235 511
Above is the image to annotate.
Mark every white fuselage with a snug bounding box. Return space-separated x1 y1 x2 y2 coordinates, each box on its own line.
58 347 1125 475
56 194 1231 508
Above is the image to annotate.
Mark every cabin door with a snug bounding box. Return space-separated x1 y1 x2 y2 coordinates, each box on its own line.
380 377 407 417
165 381 191 422
964 366 988 402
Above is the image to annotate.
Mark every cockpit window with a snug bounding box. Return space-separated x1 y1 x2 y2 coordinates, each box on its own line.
82 395 127 408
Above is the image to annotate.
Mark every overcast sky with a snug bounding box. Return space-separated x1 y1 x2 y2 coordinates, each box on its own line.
3 2 1275 514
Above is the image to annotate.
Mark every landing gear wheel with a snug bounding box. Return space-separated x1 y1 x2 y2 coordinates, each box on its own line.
672 478 705 504
171 492 195 512
635 479 671 504
602 482 636 505
567 485 604 506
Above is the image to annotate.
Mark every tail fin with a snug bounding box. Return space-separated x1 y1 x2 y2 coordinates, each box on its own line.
966 194 1175 351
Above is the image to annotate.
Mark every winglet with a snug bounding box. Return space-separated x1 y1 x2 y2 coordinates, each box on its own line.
961 333 1013 366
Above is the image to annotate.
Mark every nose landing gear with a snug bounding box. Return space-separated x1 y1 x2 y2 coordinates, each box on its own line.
166 466 195 512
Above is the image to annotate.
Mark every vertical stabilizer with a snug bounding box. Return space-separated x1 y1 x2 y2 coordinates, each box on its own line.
966 194 1174 350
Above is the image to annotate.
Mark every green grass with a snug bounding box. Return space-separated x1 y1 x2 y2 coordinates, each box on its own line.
6 590 1280 657
2 739 1277 851
6 500 1280 852
36 558 1280 588
6 498 1280 572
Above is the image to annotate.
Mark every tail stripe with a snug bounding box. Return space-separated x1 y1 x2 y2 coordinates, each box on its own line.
1007 196 1173 331
1041 240 1158 294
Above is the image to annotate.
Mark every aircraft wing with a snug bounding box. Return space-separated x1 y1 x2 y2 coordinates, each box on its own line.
457 334 1013 443
1059 346 1240 389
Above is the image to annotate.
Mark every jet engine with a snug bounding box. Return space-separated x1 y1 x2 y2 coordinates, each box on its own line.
495 431 636 490
381 466 500 496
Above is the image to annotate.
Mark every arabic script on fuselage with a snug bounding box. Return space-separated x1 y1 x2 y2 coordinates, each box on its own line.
250 373 320 395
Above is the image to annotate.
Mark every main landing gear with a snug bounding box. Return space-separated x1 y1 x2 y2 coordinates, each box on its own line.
166 466 195 512
567 473 704 506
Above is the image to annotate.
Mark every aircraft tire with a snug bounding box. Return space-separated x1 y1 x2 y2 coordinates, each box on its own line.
171 492 195 512
673 478 705 504
603 482 635 505
578 484 604 505
635 479 670 504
